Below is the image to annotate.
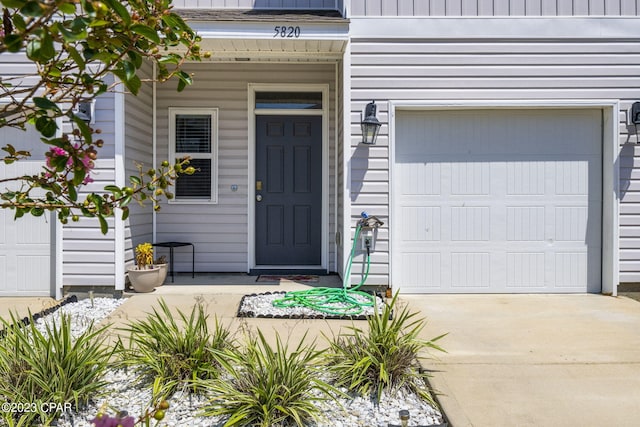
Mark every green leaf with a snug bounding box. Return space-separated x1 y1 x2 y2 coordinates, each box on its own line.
127 50 142 69
98 215 108 234
72 168 86 186
1 0 27 8
176 70 192 92
88 19 110 27
4 34 23 52
58 2 76 14
104 185 121 193
71 115 92 142
30 207 44 217
68 184 77 202
102 0 131 25
20 1 44 17
35 116 58 138
121 208 129 221
125 75 141 95
121 60 135 82
129 176 142 185
12 14 27 32
40 32 56 60
33 97 59 111
67 46 86 70
58 25 88 42
120 195 132 207
161 14 181 29
130 24 161 44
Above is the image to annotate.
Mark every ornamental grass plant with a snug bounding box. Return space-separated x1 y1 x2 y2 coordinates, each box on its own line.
202 330 340 427
118 299 234 397
324 292 447 406
0 312 112 426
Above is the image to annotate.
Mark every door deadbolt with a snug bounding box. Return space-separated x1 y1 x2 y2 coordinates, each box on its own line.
256 180 263 191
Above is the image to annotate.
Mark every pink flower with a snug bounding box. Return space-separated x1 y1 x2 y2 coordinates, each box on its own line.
50 147 68 157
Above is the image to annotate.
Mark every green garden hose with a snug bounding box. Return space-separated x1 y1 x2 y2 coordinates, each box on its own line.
271 223 376 316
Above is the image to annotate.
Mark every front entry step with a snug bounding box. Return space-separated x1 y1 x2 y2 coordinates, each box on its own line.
249 269 328 276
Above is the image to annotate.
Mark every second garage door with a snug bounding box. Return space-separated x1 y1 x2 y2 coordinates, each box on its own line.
393 109 602 293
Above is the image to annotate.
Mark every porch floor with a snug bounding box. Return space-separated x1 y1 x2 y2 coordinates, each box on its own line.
157 272 343 287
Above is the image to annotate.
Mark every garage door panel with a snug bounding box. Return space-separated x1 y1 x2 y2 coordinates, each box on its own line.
506 252 546 289
394 109 602 293
0 161 52 296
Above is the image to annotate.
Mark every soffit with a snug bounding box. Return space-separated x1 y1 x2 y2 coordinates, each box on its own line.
176 9 349 61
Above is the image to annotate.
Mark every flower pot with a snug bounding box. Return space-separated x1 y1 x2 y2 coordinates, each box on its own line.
127 266 162 293
155 263 168 286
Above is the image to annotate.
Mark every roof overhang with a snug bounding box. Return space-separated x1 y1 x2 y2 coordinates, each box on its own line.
176 9 349 61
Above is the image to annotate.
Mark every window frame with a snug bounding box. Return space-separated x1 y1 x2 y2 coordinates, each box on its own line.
168 107 219 204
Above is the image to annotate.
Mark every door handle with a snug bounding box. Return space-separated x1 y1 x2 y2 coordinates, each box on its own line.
256 194 262 202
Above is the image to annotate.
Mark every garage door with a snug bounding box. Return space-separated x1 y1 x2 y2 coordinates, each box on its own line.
0 161 53 296
393 109 602 293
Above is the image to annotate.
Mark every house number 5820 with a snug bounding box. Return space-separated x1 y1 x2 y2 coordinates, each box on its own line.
273 26 301 38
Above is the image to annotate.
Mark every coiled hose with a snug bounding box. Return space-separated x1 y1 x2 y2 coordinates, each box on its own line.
271 223 375 316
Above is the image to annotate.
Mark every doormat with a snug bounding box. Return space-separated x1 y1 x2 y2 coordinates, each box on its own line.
256 275 319 283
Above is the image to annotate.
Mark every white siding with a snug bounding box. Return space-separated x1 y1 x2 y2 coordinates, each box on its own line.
0 53 39 105
124 63 154 267
350 33 640 285
349 0 640 16
62 159 117 286
171 0 336 8
155 62 337 273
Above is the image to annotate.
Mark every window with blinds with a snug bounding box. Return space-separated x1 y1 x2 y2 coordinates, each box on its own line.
168 108 218 203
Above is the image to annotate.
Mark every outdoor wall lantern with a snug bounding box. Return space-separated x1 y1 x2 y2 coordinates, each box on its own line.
631 102 640 126
361 100 381 145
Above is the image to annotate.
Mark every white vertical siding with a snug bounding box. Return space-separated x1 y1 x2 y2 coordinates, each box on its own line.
350 33 640 284
155 62 337 273
171 0 336 8
349 0 640 15
124 62 154 267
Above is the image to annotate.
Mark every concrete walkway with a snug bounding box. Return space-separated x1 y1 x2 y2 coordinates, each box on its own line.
3 290 640 426
406 295 640 427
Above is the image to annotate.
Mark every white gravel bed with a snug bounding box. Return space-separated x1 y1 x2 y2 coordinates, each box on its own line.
9 297 444 427
56 368 444 427
33 297 126 338
239 291 387 318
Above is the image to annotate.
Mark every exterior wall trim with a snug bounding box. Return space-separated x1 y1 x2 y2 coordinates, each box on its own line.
350 17 640 39
247 83 331 272
388 99 620 295
114 85 126 291
341 41 351 279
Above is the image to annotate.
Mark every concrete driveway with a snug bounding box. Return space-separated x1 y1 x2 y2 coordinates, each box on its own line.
407 295 640 426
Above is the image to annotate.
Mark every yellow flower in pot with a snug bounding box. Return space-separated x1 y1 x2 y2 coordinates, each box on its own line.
135 242 154 269
128 243 162 292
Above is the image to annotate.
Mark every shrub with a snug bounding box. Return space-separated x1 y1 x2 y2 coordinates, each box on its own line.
118 299 233 397
324 292 446 405
0 312 112 426
203 330 339 427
